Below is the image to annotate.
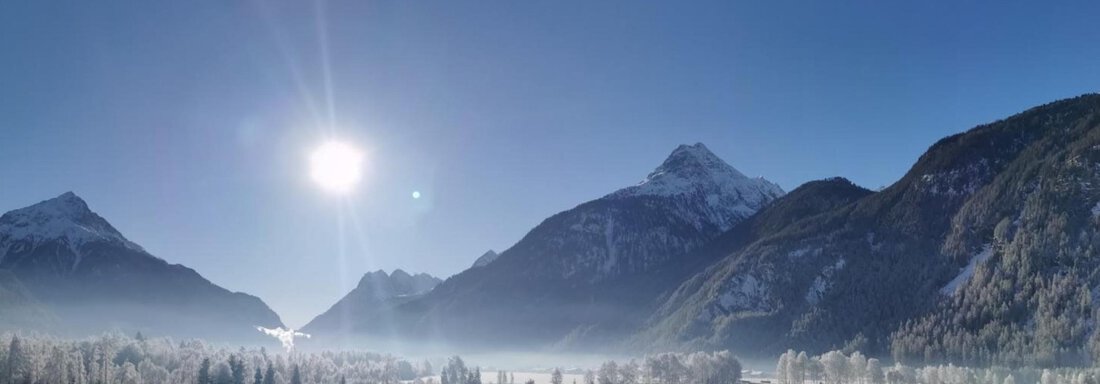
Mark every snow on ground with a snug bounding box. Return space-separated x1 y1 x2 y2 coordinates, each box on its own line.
940 244 993 295
418 371 585 384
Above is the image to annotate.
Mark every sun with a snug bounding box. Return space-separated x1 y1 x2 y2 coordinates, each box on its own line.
310 140 364 195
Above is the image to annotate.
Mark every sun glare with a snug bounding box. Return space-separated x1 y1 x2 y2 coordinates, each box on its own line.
310 140 363 195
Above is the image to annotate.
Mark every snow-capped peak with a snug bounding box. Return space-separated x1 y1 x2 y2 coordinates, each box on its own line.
651 143 748 181
611 143 783 199
472 250 500 268
603 143 784 232
0 192 144 258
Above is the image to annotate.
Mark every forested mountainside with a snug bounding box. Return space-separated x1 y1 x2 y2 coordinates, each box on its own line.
891 94 1100 367
0 192 283 341
639 94 1100 365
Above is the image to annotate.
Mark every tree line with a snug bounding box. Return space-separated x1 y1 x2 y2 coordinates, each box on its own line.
0 332 425 384
778 349 1100 384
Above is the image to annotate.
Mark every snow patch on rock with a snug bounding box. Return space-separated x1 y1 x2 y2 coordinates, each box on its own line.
805 258 846 305
712 272 775 316
940 244 993 295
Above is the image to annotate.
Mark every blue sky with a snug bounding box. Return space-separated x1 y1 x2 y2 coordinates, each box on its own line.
2 1 1099 327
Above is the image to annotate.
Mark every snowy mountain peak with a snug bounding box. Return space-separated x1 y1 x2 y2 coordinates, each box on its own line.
611 143 784 201
472 250 499 268
654 143 748 181
0 192 143 256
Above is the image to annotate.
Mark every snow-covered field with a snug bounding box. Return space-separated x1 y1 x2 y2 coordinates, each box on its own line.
420 371 585 384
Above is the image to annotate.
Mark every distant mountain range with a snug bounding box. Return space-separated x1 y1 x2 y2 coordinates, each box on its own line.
304 269 441 335
0 192 283 341
304 94 1100 367
304 142 787 348
6 94 1100 367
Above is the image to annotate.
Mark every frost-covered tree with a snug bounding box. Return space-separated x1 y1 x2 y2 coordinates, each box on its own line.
850 351 868 384
867 358 885 384
199 357 213 384
821 351 849 384
552 368 564 384
599 361 618 384
230 354 247 384
263 363 276 384
290 365 301 384
777 351 790 384
469 366 482 384
117 361 140 384
5 336 25 384
619 360 639 384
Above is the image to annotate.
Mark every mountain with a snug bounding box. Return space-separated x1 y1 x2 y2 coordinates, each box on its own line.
639 94 1100 366
304 269 441 334
0 270 57 330
0 192 283 341
471 250 499 268
321 143 784 349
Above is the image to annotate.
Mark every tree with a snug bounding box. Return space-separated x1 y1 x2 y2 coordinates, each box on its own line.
777 351 790 384
1041 370 1057 384
867 358 884 384
467 366 482 384
198 358 213 384
821 351 849 384
442 356 469 384
552 368 563 384
5 336 25 384
229 355 247 384
807 358 825 383
263 363 276 384
849 352 867 384
214 361 234 384
253 367 263 384
290 365 302 384
619 361 639 384
794 351 808 384
598 360 618 384
116 362 140 384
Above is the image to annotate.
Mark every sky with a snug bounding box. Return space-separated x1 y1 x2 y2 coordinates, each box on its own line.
2 1 1100 327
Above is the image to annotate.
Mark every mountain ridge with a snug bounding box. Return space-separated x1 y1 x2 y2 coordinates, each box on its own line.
306 142 785 350
0 192 284 341
638 94 1100 365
